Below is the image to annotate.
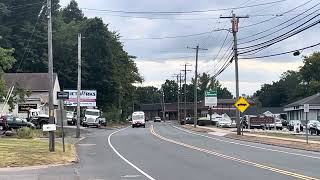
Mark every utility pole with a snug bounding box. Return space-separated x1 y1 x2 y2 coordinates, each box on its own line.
188 45 208 128
162 89 165 122
220 12 249 135
47 0 55 152
174 73 182 123
76 33 82 138
181 64 192 125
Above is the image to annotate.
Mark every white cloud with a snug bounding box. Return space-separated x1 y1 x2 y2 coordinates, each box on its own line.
59 0 316 96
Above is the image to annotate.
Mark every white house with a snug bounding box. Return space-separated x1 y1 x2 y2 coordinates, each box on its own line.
284 93 320 122
0 73 61 118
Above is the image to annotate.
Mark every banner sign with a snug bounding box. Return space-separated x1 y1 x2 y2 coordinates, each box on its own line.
64 90 97 107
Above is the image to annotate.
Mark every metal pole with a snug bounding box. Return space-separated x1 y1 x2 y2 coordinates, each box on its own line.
177 74 180 123
76 34 81 138
162 90 165 122
47 0 55 152
232 14 241 136
59 100 65 152
306 112 308 144
184 65 187 124
194 46 199 128
179 73 182 123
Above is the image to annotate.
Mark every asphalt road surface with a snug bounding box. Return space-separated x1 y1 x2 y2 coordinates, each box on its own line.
1 121 320 180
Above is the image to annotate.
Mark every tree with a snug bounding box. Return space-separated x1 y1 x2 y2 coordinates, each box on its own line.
161 80 178 103
62 0 84 24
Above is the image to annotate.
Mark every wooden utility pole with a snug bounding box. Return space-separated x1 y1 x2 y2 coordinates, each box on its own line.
220 12 249 135
188 46 208 127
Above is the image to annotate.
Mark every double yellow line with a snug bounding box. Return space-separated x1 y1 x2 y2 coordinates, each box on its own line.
150 125 319 180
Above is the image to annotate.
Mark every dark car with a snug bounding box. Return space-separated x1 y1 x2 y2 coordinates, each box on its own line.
154 116 161 122
185 117 194 124
1 115 35 130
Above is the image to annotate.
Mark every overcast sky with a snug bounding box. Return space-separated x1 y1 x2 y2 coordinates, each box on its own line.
60 0 319 96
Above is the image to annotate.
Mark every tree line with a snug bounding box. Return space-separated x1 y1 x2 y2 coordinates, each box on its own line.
0 0 142 118
253 52 320 107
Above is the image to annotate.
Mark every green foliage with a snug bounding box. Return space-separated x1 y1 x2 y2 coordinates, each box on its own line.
0 0 142 113
17 127 34 139
254 52 320 107
161 80 178 103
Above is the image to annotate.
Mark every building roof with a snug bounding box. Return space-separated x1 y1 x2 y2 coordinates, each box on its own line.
3 73 58 92
284 93 320 107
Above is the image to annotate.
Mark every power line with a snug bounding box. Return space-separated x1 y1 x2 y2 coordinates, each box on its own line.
238 2 320 44
80 0 286 15
240 42 320 59
238 15 320 54
121 31 213 40
239 0 313 29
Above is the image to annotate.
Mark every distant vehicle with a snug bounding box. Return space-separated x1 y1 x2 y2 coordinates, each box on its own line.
185 117 194 124
242 115 275 129
82 108 102 128
132 111 145 128
1 115 35 130
211 114 223 123
274 119 283 130
287 120 303 132
217 119 232 128
154 116 161 122
66 111 75 125
28 109 50 129
309 121 320 135
216 114 233 128
307 120 320 129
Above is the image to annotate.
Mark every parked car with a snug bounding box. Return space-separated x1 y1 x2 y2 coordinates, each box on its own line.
307 120 320 129
185 117 194 124
309 121 320 135
288 120 303 132
154 116 161 122
1 115 35 130
66 111 76 125
274 119 283 130
217 118 232 128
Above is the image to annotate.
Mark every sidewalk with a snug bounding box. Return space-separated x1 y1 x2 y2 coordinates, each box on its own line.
191 125 320 145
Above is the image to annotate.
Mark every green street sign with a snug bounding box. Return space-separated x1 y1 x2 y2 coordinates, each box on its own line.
205 90 217 97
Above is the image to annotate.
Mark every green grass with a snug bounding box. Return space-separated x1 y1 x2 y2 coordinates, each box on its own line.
0 139 76 167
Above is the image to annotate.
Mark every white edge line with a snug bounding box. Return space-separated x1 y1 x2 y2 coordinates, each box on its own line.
108 127 156 180
172 125 320 160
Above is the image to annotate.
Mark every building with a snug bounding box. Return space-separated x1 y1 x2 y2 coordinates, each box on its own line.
0 73 61 118
140 99 255 120
284 93 320 122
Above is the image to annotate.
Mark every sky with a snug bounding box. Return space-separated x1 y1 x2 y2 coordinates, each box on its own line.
60 0 319 96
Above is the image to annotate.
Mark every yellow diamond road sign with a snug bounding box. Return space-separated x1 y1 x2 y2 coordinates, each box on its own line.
234 97 250 113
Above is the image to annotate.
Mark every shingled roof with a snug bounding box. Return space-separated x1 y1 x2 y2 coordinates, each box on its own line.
284 93 320 107
2 73 58 91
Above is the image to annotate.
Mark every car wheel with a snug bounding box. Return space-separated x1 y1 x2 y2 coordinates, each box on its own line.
132 125 135 128
143 125 146 128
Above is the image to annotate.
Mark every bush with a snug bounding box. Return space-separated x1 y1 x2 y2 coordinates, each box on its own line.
17 127 34 139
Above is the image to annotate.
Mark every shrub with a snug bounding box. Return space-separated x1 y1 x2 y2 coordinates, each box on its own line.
17 127 34 139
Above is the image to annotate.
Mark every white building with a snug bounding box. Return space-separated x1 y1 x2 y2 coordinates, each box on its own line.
284 93 320 122
0 73 61 118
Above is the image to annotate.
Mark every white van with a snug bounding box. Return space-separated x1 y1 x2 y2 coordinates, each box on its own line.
132 111 145 128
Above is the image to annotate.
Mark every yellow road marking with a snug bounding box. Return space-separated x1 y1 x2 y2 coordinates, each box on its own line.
150 125 319 180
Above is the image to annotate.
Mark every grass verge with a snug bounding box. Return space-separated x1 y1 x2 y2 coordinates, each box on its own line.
0 139 76 168
249 132 320 142
226 134 320 152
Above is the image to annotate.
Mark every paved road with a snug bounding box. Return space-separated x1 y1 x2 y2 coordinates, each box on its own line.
1 122 320 180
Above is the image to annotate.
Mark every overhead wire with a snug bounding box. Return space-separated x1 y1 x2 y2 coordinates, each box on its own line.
239 0 314 29
80 0 287 15
238 16 320 55
239 42 320 59
238 1 320 44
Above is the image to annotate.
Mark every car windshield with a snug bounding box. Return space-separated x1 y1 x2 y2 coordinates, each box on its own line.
132 115 144 120
85 111 100 116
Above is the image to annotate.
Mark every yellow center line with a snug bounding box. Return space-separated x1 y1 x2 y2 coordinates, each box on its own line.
150 125 319 180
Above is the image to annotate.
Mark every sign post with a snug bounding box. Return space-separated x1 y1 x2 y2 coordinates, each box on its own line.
304 104 309 144
234 97 250 136
57 91 69 152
